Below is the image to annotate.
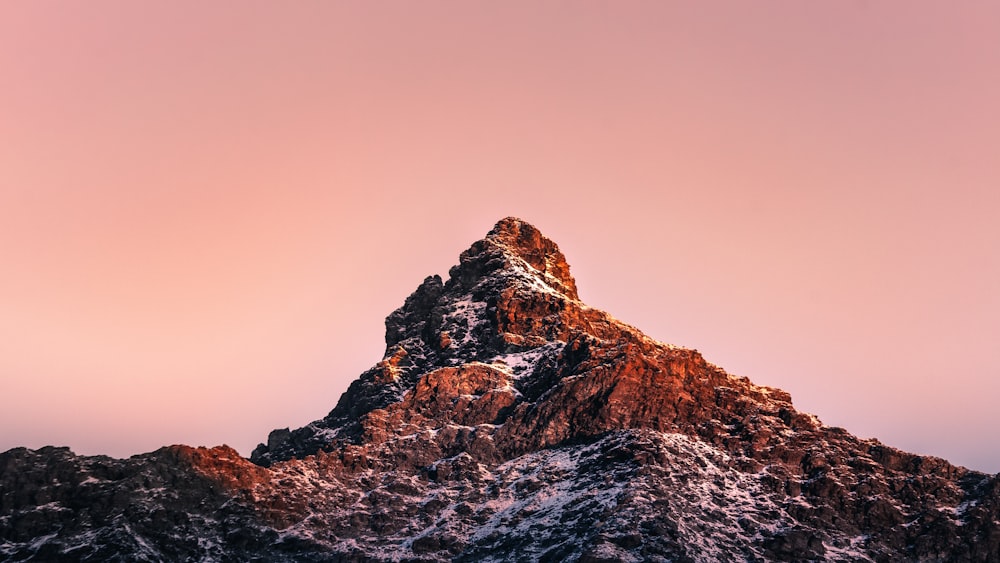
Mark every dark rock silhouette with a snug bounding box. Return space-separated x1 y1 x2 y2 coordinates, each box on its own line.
3 217 998 562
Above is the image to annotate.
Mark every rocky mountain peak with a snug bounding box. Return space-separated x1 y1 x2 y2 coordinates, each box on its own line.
452 216 579 300
252 218 794 466
383 217 586 362
4 218 999 562
280 219 602 465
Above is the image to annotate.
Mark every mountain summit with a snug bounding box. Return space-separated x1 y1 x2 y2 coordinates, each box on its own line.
2 218 999 562
460 216 579 298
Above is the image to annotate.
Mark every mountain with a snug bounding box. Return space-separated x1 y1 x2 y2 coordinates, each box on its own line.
2 217 998 562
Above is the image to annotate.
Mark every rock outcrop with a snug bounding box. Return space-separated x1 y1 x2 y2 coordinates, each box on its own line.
3 217 998 562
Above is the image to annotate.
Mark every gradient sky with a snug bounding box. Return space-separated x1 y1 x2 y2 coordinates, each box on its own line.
1 2 998 472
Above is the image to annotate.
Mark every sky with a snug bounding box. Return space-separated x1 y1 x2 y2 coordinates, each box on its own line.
1 2 998 472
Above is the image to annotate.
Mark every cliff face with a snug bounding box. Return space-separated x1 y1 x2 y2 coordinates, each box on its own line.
3 217 998 562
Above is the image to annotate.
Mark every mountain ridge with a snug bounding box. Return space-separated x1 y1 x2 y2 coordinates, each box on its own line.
2 217 998 562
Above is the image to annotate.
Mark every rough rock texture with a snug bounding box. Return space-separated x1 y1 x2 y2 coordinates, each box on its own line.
3 217 999 562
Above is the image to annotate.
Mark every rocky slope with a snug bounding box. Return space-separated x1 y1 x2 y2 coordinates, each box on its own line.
2 217 998 562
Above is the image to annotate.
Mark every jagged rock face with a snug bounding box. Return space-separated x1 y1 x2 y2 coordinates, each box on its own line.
3 217 999 562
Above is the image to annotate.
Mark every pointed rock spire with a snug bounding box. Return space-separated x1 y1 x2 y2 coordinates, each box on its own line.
385 218 584 356
449 217 579 300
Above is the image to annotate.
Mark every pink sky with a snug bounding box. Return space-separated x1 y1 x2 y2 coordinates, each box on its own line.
1 2 998 472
